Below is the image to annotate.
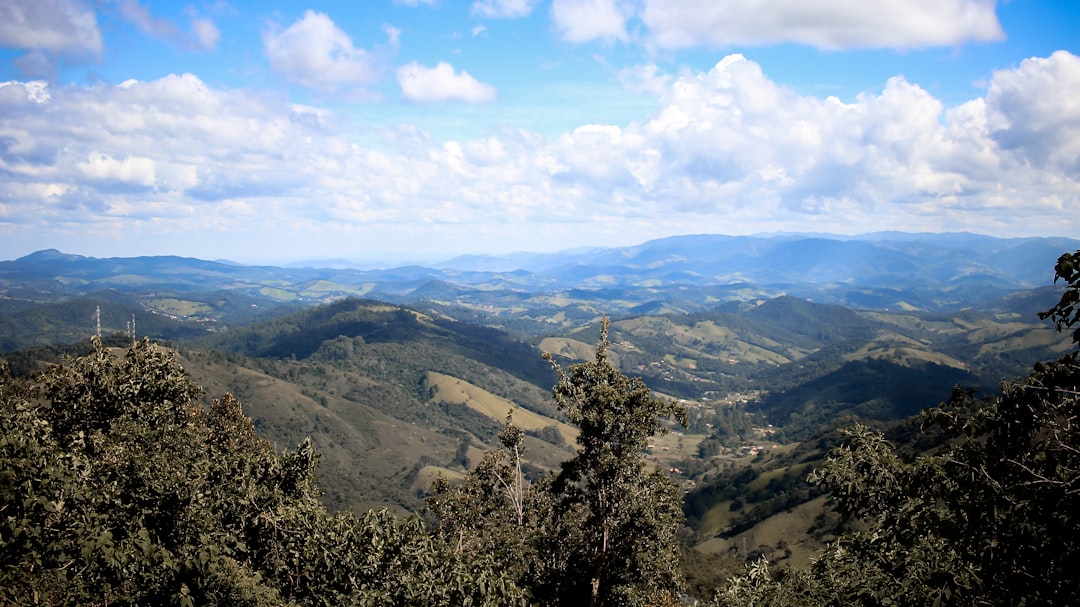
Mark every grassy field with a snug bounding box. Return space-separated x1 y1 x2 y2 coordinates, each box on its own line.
425 371 579 445
538 337 597 362
697 496 834 569
144 297 213 318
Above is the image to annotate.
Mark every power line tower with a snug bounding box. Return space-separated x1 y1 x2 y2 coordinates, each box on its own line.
95 305 101 339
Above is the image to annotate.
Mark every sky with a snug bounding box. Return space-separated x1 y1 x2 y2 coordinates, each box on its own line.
1 0 1079 265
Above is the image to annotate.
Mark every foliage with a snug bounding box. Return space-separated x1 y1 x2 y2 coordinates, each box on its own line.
425 318 690 606
1039 249 1080 346
714 251 1080 606
540 317 689 607
0 338 526 606
425 413 540 591
754 358 981 441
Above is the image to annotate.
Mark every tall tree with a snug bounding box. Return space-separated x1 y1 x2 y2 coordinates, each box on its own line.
540 317 688 607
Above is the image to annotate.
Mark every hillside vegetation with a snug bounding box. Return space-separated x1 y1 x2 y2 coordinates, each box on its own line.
3 240 1079 604
1 320 691 606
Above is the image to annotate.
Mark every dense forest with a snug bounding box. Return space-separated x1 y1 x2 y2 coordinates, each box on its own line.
2 250 1078 605
0 319 686 605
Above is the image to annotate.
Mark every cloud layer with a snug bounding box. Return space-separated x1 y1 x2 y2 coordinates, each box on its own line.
0 0 102 78
546 0 1003 49
1 51 1078 258
0 0 226 79
638 0 1004 49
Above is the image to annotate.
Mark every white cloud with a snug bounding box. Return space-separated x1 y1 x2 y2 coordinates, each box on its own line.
188 12 222 51
543 0 1005 50
472 0 540 19
0 0 101 78
640 0 1004 50
986 51 1080 173
0 0 102 54
618 63 671 96
77 152 156 187
1 53 1078 260
397 61 497 103
0 80 51 103
551 0 632 44
263 10 389 91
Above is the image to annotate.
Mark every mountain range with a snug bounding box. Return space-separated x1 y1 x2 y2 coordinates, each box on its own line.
2 232 1077 569
4 233 1077 316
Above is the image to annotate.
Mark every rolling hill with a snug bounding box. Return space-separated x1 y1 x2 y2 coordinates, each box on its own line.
3 233 1078 343
2 235 1076 576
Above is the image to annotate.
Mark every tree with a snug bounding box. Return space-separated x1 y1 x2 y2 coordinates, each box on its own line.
425 412 538 584
540 317 689 607
425 318 689 606
714 252 1080 606
1 337 527 606
1039 249 1080 347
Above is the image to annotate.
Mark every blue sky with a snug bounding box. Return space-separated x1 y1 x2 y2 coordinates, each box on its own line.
1 0 1078 264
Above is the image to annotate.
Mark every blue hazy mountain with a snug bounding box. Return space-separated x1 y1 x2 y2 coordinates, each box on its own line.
2 233 1077 316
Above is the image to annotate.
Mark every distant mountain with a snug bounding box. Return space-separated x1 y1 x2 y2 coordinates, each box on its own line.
557 232 1075 289
4 275 1070 515
2 233 1077 346
6 234 1076 565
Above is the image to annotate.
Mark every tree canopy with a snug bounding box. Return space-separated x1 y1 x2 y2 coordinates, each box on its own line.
2 322 687 606
715 251 1080 606
0 338 526 606
427 317 689 607
542 317 688 607
10 249 1078 606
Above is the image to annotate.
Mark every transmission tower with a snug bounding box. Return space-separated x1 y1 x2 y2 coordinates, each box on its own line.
95 306 101 339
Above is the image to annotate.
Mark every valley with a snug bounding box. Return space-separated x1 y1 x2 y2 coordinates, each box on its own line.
1 232 1077 593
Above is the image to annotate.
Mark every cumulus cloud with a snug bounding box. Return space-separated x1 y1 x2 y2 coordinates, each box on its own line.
641 0 1004 49
396 61 497 103
0 0 102 54
472 0 540 19
0 0 102 78
77 152 156 188
0 74 316 223
539 52 1078 233
263 11 393 91
1 52 1078 259
551 0 633 44
986 51 1080 173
